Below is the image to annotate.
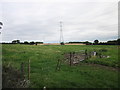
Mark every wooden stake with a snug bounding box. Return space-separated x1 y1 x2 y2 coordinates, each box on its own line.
56 59 61 71
21 62 24 76
58 59 61 71
70 52 72 66
28 60 30 80
85 49 88 60
89 52 91 58
56 59 59 71
73 52 75 58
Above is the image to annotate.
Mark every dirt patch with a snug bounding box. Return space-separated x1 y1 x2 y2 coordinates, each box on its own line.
64 52 87 65
63 51 119 71
82 63 119 71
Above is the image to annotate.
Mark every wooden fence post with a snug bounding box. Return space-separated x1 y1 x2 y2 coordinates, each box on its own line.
85 49 88 60
56 59 60 71
70 52 72 66
73 52 75 64
58 59 61 71
89 51 91 58
73 52 75 58
21 62 24 77
28 60 30 80
99 53 102 58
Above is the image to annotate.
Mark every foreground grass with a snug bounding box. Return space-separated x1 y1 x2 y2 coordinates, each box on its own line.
2 44 119 88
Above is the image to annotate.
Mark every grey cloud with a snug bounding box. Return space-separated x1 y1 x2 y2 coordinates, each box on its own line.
2 2 118 42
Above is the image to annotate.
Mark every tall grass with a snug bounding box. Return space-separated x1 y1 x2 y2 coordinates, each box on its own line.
2 44 119 88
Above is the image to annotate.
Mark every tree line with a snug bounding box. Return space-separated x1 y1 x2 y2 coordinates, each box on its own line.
1 39 120 45
94 39 120 45
2 40 43 45
68 39 120 45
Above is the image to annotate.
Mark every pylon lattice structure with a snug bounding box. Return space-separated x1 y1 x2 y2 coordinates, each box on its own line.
59 21 64 45
0 22 3 34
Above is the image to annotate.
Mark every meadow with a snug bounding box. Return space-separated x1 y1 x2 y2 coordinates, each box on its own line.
2 44 119 88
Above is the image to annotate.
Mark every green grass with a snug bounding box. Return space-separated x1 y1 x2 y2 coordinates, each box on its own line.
2 44 119 88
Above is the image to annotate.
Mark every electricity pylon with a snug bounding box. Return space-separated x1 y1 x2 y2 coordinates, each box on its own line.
59 21 64 45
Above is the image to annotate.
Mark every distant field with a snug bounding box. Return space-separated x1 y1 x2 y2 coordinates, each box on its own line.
2 44 119 88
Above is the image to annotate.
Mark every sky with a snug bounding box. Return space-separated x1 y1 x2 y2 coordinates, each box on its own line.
0 0 119 43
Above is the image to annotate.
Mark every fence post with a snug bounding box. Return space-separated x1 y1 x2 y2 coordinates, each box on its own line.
73 52 75 58
89 51 91 58
58 59 61 71
56 59 60 71
99 53 102 58
70 52 72 66
85 49 88 60
21 62 24 77
73 52 75 64
28 60 30 80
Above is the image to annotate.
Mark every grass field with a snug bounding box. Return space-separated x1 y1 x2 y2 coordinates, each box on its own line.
2 44 119 88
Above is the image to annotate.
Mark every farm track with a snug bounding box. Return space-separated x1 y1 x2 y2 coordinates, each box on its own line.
80 63 119 71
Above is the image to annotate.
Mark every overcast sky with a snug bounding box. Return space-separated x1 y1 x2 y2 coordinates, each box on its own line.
0 0 118 43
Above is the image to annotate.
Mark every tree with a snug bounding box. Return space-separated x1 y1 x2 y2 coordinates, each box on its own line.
30 41 35 45
94 40 99 45
36 42 43 44
12 40 17 44
16 40 20 43
12 40 20 44
24 41 29 44
83 41 92 45
60 42 64 45
117 38 120 45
